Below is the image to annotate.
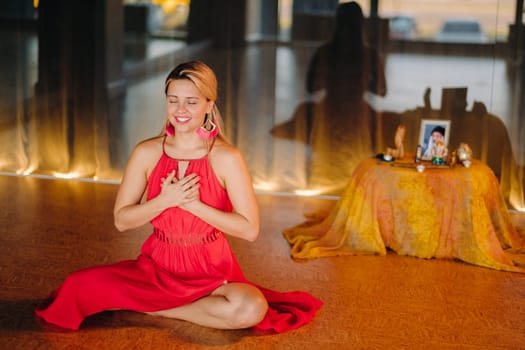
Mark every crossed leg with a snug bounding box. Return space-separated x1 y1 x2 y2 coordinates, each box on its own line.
146 282 268 329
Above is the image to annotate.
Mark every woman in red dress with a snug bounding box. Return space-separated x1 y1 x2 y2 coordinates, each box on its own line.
35 60 322 333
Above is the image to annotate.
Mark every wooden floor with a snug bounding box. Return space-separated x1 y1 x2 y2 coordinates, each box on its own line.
1 175 525 350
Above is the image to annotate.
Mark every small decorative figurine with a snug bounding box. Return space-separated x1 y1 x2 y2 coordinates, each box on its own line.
449 150 457 167
385 124 406 159
431 140 448 165
456 142 473 167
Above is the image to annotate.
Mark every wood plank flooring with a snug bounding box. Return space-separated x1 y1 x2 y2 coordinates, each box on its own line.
1 174 524 350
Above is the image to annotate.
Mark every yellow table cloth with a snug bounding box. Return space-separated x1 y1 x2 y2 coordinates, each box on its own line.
283 158 525 272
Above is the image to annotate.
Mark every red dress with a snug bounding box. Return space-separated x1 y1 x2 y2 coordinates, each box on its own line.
35 143 323 333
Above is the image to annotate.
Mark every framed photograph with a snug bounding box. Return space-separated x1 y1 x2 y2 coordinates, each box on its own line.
418 119 451 160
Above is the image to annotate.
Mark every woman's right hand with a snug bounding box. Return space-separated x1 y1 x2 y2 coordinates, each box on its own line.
158 171 201 209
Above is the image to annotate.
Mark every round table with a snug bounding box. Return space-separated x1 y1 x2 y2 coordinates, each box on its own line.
284 158 525 272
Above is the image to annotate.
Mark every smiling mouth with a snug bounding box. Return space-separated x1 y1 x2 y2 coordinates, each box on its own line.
175 116 191 123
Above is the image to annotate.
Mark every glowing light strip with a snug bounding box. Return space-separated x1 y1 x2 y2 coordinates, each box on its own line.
0 171 121 184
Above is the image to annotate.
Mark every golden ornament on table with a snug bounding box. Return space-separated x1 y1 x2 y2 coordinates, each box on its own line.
448 150 457 167
385 124 406 160
456 142 473 167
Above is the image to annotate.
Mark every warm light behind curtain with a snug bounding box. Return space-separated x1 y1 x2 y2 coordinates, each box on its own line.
1 0 524 211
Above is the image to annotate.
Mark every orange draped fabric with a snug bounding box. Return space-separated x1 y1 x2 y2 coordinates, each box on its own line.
283 158 525 272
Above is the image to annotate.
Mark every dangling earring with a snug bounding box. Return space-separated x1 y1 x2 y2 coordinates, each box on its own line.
165 121 175 136
196 114 219 139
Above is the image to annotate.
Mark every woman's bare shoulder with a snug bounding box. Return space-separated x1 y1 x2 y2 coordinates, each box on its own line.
208 139 247 183
126 136 164 170
210 138 242 163
134 136 163 154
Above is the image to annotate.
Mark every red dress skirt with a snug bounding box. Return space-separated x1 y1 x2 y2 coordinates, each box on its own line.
35 150 323 333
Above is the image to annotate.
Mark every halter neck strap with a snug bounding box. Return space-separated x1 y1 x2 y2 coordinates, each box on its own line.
162 135 218 160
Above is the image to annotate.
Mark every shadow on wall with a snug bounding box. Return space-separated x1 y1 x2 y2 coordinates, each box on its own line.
271 2 387 194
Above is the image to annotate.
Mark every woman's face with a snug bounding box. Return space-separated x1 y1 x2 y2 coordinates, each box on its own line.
165 79 213 134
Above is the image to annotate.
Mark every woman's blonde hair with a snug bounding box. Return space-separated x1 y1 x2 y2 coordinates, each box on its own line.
164 61 226 139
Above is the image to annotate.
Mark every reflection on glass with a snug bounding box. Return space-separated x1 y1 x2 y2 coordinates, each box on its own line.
124 0 190 38
376 0 514 42
271 0 524 209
